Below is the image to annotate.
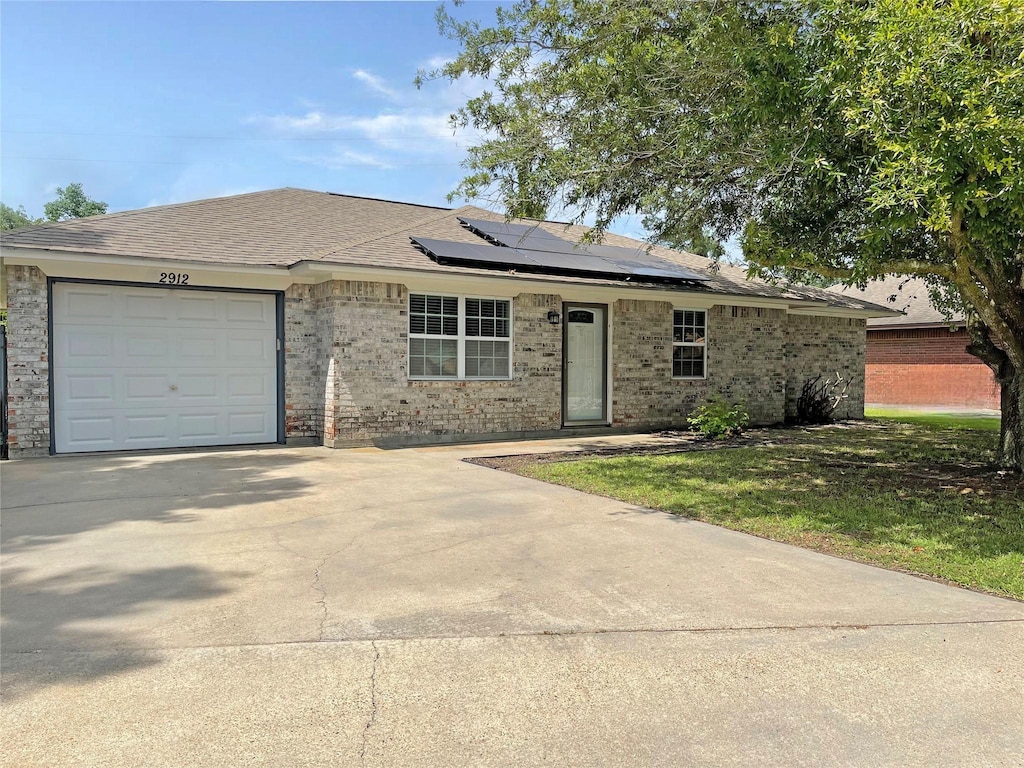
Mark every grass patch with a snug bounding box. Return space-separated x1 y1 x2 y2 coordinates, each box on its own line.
865 407 1001 432
523 424 1024 599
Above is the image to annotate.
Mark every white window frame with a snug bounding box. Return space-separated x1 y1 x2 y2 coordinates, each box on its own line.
407 293 514 381
672 307 708 380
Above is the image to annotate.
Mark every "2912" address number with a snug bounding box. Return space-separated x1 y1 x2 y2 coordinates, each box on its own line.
158 272 190 285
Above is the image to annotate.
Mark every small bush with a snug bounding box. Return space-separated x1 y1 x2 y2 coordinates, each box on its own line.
688 397 749 438
795 372 852 425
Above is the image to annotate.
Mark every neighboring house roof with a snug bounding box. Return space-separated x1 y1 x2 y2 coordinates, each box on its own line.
834 275 962 328
0 187 893 314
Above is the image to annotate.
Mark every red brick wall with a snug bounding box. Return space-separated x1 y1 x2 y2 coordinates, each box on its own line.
865 327 1000 409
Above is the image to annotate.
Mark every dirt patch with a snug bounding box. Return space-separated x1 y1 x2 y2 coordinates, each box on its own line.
467 425 812 472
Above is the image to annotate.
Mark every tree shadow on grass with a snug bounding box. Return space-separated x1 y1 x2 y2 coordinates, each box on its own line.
1 563 240 701
536 425 1023 567
1 450 320 554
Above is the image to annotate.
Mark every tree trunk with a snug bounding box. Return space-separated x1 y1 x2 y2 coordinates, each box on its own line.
999 369 1023 471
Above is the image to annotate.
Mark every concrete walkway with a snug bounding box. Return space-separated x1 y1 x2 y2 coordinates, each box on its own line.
2 437 1022 766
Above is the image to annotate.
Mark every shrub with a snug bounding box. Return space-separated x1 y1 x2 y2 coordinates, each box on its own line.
687 397 749 438
794 372 852 424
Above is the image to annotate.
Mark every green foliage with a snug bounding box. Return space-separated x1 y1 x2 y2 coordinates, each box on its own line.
676 227 725 261
0 203 38 231
687 397 749 439
43 183 107 222
435 0 1024 468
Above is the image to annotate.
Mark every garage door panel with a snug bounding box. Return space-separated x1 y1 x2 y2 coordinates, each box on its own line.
124 414 172 442
58 329 115 366
61 287 117 320
178 333 220 362
228 410 273 438
64 374 116 405
64 416 117 449
226 296 274 326
178 413 221 440
125 333 171 360
227 372 270 399
176 294 219 322
178 374 220 401
124 373 173 403
123 292 172 321
226 334 275 363
54 283 279 453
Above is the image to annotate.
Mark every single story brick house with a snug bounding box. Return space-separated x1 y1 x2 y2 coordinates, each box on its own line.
839 276 1000 411
0 188 893 457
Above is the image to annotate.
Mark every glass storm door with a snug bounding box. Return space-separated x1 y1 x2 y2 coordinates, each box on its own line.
564 304 607 423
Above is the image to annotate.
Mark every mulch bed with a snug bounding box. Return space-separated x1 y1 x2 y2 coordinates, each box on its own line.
465 424 817 472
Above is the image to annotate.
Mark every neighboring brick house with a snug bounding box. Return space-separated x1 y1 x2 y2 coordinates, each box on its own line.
0 188 892 457
838 276 1000 410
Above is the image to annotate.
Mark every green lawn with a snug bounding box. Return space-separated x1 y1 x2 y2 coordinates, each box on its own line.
524 424 1024 599
865 407 1001 431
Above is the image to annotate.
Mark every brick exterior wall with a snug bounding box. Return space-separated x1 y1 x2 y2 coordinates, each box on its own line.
2 267 869 456
784 315 867 421
612 302 787 427
283 283 324 439
311 281 563 446
4 265 50 456
865 327 1000 409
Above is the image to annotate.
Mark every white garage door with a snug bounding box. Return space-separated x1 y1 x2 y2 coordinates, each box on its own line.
53 282 279 453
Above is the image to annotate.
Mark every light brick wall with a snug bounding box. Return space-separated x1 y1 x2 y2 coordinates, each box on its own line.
1 268 869 457
612 301 787 428
283 283 324 438
313 281 563 446
784 315 866 420
4 265 50 456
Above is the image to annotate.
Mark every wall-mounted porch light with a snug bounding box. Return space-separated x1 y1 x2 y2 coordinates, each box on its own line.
547 308 562 325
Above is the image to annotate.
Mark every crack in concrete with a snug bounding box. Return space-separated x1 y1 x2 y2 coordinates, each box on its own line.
359 641 381 765
270 533 343 641
312 552 338 642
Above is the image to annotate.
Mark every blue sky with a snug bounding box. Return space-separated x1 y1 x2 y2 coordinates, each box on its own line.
1 1 647 237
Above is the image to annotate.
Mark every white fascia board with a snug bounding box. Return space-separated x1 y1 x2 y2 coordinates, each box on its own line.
1 247 307 290
787 305 900 319
290 261 804 311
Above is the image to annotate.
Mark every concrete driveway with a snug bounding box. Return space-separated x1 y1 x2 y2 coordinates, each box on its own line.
2 437 1022 767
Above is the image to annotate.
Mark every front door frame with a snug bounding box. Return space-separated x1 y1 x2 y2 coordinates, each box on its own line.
561 301 610 426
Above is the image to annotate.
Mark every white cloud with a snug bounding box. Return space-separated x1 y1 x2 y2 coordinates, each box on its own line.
144 164 262 207
245 61 489 173
248 110 350 134
352 68 402 101
293 148 395 171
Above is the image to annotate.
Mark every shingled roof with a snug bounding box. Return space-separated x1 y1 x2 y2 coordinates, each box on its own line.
834 276 961 328
0 187 892 313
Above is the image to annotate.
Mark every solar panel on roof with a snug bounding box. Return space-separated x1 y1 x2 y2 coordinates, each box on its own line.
523 250 633 274
458 216 709 282
458 217 564 243
411 237 537 267
411 233 709 284
601 258 709 281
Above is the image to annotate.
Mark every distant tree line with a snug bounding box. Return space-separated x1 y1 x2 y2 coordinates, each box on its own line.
1 183 108 230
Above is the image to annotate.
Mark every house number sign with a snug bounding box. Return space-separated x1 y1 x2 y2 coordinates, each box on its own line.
158 272 190 285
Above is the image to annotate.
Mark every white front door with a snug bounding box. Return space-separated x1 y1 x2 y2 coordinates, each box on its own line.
52 282 279 453
564 304 607 423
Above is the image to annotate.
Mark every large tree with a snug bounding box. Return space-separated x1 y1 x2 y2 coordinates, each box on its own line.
0 203 38 231
43 182 107 222
434 0 1024 469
